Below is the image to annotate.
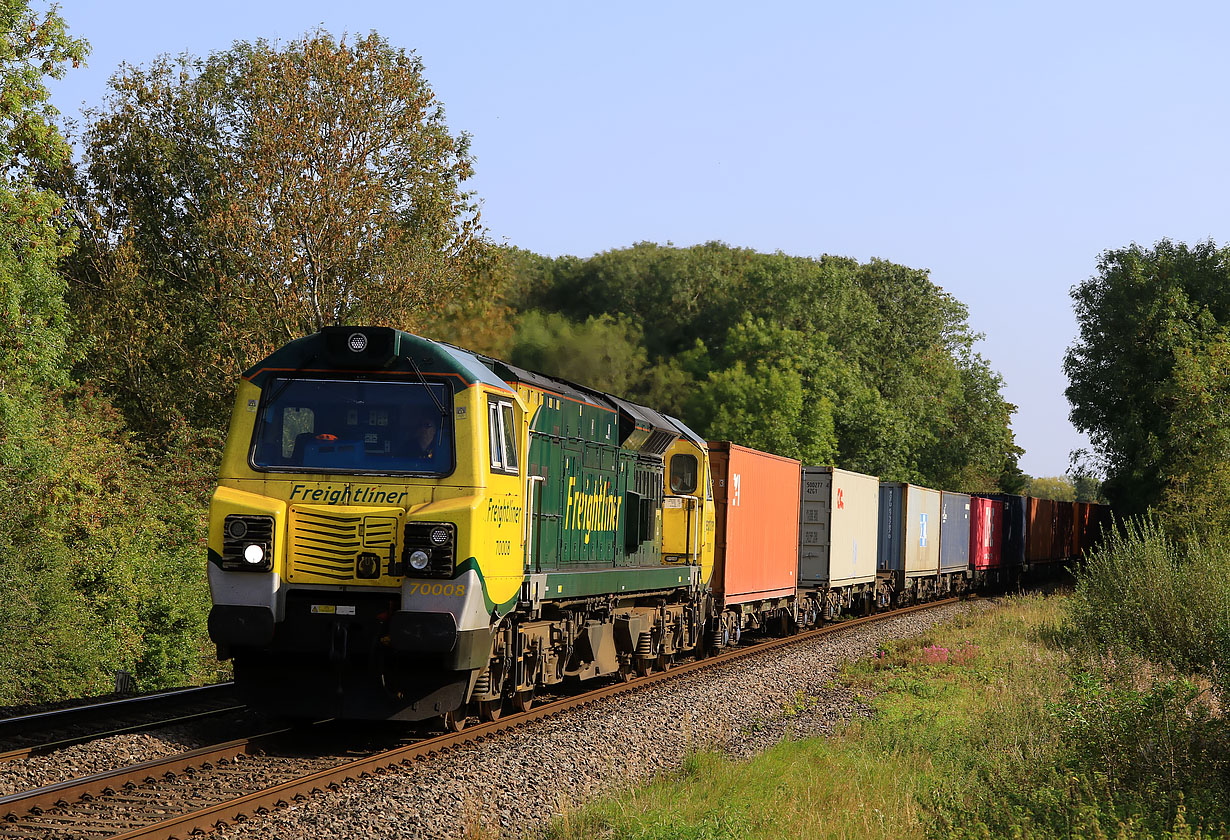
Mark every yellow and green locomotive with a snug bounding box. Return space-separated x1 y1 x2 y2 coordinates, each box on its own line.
207 327 715 725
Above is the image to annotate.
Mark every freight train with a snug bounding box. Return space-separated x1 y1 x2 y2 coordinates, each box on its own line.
206 326 1110 727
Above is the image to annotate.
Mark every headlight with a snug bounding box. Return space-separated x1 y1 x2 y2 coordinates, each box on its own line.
401 521 455 578
220 514 274 572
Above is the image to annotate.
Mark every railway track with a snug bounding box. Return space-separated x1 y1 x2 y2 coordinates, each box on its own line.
0 685 245 763
0 598 960 840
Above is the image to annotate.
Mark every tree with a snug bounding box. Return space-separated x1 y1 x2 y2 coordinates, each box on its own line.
507 311 652 399
686 317 839 464
0 0 87 457
0 5 219 703
1027 476 1076 502
1065 239 1230 525
506 242 1020 488
70 31 491 437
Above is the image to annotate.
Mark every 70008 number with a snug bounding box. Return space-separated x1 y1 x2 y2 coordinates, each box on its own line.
404 582 466 597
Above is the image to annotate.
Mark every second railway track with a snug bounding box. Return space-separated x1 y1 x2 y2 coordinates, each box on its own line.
0 597 967 840
0 685 246 764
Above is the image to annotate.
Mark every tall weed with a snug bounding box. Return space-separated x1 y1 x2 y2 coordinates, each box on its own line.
1068 516 1230 699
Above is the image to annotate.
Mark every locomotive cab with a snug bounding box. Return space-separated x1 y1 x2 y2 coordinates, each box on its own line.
660 418 716 587
207 326 528 722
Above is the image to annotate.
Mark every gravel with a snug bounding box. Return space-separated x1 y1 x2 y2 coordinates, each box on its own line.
203 600 999 840
0 601 996 836
0 728 210 797
0 710 267 798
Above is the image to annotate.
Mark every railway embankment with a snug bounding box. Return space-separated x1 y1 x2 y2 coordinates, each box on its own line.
190 601 986 840
545 581 1229 840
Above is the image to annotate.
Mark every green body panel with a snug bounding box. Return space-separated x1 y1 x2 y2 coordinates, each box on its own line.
526 391 664 575
542 565 700 600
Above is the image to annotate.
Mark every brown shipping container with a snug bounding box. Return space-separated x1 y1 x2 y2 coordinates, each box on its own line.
1026 497 1057 563
709 442 801 605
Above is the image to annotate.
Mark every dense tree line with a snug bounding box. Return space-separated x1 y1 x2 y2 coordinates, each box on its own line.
457 243 1023 492
1 3 1025 704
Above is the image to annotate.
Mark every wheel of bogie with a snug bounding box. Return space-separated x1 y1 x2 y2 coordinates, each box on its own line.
442 706 468 732
636 656 654 677
780 611 795 636
512 689 534 713
478 699 502 722
656 653 673 672
619 664 636 682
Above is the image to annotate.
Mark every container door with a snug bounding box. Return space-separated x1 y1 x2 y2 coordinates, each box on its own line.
799 469 832 584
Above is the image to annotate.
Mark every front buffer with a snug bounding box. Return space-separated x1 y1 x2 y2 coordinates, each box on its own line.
212 561 496 722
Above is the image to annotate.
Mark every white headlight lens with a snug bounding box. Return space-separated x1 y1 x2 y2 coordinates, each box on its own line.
409 550 430 571
243 544 265 565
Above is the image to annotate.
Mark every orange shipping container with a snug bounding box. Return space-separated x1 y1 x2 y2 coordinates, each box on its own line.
708 442 801 606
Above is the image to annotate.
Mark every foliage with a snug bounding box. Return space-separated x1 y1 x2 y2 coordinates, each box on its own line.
507 311 653 400
1027 475 1076 501
69 30 492 438
0 389 219 703
0 0 87 453
684 317 838 464
505 242 1020 490
0 4 220 705
1068 516 1230 700
1065 239 1230 527
1065 453 1106 503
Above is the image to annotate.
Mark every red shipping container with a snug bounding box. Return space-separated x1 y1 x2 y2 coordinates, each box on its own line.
708 442 800 605
969 496 1003 570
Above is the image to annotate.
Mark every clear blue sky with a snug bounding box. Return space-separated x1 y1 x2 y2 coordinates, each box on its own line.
46 1 1230 478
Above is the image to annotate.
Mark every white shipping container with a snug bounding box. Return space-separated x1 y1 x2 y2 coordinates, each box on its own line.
798 467 879 587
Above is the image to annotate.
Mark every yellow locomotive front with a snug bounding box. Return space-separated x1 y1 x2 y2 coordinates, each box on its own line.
207 326 527 722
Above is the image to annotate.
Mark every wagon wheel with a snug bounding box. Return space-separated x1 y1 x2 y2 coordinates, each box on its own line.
656 653 674 672
636 656 654 678
511 689 534 713
478 699 503 722
619 663 637 682
779 611 795 636
442 705 469 732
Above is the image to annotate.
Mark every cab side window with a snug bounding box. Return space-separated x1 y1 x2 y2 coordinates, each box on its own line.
488 396 519 475
669 454 698 494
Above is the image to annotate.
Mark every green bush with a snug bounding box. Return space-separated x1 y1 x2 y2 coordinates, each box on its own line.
1068 517 1230 699
0 390 220 704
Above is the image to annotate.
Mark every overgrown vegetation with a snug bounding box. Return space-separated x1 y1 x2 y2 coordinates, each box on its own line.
1068 517 1230 700
542 594 1230 840
0 2 215 703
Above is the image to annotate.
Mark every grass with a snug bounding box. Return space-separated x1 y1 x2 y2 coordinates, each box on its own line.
537 595 1230 840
